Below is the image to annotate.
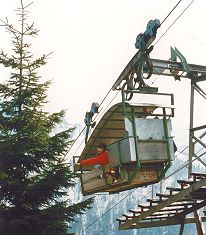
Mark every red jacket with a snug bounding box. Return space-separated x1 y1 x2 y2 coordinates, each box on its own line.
80 151 109 166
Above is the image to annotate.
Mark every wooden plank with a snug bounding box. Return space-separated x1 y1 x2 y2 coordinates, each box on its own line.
130 206 184 214
138 203 153 209
138 201 195 209
129 209 143 214
130 205 196 218
156 192 179 198
143 214 178 220
177 179 195 184
123 213 134 219
105 180 153 194
147 198 167 203
82 168 103 183
151 211 179 217
131 168 159 185
83 178 106 192
92 129 126 138
192 172 206 178
97 120 125 129
74 164 93 172
161 205 192 213
177 179 195 188
166 187 182 192
117 216 127 222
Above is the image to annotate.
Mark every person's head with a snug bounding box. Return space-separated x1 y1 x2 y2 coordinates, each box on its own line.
96 143 108 154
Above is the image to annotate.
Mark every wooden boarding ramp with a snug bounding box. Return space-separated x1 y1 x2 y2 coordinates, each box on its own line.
74 101 175 196
117 172 206 234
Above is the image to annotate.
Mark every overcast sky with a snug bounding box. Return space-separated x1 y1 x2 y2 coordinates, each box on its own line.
0 0 206 156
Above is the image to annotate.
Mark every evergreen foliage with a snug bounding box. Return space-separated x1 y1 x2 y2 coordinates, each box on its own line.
0 1 93 235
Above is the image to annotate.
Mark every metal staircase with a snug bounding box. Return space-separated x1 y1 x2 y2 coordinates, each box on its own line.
117 172 206 234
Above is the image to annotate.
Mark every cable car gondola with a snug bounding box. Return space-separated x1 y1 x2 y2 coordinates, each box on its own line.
74 91 175 196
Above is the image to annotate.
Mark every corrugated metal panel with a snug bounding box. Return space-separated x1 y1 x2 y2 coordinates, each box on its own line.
108 117 174 164
135 118 172 139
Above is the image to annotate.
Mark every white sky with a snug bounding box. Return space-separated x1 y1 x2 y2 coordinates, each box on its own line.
0 0 206 154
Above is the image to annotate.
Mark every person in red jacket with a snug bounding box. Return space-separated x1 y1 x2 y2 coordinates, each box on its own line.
79 143 109 166
76 143 120 183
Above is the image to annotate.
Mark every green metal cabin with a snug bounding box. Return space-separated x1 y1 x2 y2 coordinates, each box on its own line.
74 96 175 195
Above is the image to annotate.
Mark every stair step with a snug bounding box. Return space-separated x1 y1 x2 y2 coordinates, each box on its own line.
156 192 178 198
177 179 194 188
129 208 142 214
170 201 195 207
192 172 206 179
123 213 134 219
117 216 126 222
177 179 194 184
147 198 167 203
138 203 152 209
166 187 182 192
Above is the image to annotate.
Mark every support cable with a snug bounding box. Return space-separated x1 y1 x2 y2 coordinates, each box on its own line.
160 0 183 26
154 0 195 46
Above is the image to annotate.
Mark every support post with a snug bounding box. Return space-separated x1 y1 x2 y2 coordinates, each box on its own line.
194 210 204 235
160 180 163 193
131 107 140 169
152 184 154 199
179 217 185 235
188 83 195 178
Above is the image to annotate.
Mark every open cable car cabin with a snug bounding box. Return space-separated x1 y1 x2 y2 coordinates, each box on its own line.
74 92 175 196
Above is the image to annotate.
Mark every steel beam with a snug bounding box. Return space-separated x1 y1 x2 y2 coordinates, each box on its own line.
193 136 206 150
193 84 206 100
112 56 206 90
120 216 206 230
191 125 206 132
194 153 206 168
188 84 195 178
194 211 204 235
194 75 206 83
179 217 185 235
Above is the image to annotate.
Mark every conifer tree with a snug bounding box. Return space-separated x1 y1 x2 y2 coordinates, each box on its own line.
0 1 93 235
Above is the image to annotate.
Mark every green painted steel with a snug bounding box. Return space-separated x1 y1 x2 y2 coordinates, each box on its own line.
163 108 172 165
131 107 141 169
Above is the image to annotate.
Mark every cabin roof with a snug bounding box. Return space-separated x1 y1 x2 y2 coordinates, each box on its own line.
78 102 173 162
